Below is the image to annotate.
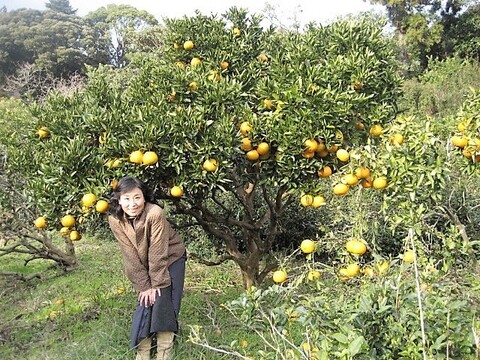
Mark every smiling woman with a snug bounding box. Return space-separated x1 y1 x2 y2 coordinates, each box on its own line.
108 176 187 360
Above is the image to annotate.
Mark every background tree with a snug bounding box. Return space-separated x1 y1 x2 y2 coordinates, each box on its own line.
369 0 476 74
45 0 77 15
84 4 159 68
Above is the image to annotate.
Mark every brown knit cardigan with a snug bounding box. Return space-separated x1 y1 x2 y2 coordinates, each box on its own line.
108 203 185 292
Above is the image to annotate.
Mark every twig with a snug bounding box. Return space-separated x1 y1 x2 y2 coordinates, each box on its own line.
188 325 253 360
408 228 428 360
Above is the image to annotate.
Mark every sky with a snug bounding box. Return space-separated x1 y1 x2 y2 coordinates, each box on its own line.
1 0 385 27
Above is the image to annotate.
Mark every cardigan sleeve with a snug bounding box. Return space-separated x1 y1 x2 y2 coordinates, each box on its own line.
108 216 151 292
146 209 172 289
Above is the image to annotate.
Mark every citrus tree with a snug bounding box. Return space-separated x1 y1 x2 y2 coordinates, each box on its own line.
6 9 401 288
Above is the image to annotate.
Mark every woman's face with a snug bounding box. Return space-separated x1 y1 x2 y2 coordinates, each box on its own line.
118 187 145 217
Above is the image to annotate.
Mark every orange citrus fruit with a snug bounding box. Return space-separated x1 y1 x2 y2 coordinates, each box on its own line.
333 183 349 195
336 149 349 162
190 57 201 67
59 226 71 237
369 124 383 137
390 133 404 146
300 239 316 254
318 166 332 178
37 127 50 138
355 166 371 179
246 149 260 161
451 135 468 148
300 194 313 207
95 200 109 213
240 138 253 152
307 270 321 281
346 240 367 255
373 177 388 190
69 230 81 241
272 270 287 283
220 61 229 70
403 250 414 263
303 139 318 152
81 193 97 207
258 54 268 62
183 40 194 50
61 215 75 228
256 142 270 155
142 151 158 166
345 263 360 277
129 150 144 164
312 195 326 208
170 186 184 198
343 174 359 186
34 216 47 229
203 159 218 172
239 121 252 135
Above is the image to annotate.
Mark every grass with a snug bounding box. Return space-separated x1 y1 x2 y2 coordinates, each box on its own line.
0 235 258 359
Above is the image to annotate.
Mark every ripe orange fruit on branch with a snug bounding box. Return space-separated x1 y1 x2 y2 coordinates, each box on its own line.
170 186 184 198
272 270 287 284
403 250 414 263
59 226 71 237
61 215 75 228
258 53 268 62
303 139 318 153
451 135 468 148
240 138 253 152
307 270 321 281
343 174 359 186
345 263 360 277
333 183 349 195
203 159 218 172
390 133 404 146
346 240 367 255
34 216 47 229
300 239 316 254
300 194 313 207
142 151 158 166
246 149 260 161
312 195 326 208
336 149 349 162
129 150 144 164
70 230 81 241
37 127 50 138
183 40 194 50
373 177 388 190
355 166 370 179
95 200 109 213
369 124 383 137
239 121 252 136
190 57 201 67
256 142 270 155
318 166 332 178
81 193 97 207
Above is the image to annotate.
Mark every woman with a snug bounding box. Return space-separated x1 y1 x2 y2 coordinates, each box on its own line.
108 176 186 360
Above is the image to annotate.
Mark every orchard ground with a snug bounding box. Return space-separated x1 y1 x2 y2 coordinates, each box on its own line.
1 233 479 359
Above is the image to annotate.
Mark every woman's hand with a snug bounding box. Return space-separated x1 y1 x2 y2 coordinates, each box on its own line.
138 288 161 307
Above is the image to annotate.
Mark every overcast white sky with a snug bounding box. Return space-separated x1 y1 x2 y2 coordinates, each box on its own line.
1 0 385 27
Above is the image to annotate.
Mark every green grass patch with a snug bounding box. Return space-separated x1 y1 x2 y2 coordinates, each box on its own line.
0 236 259 359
